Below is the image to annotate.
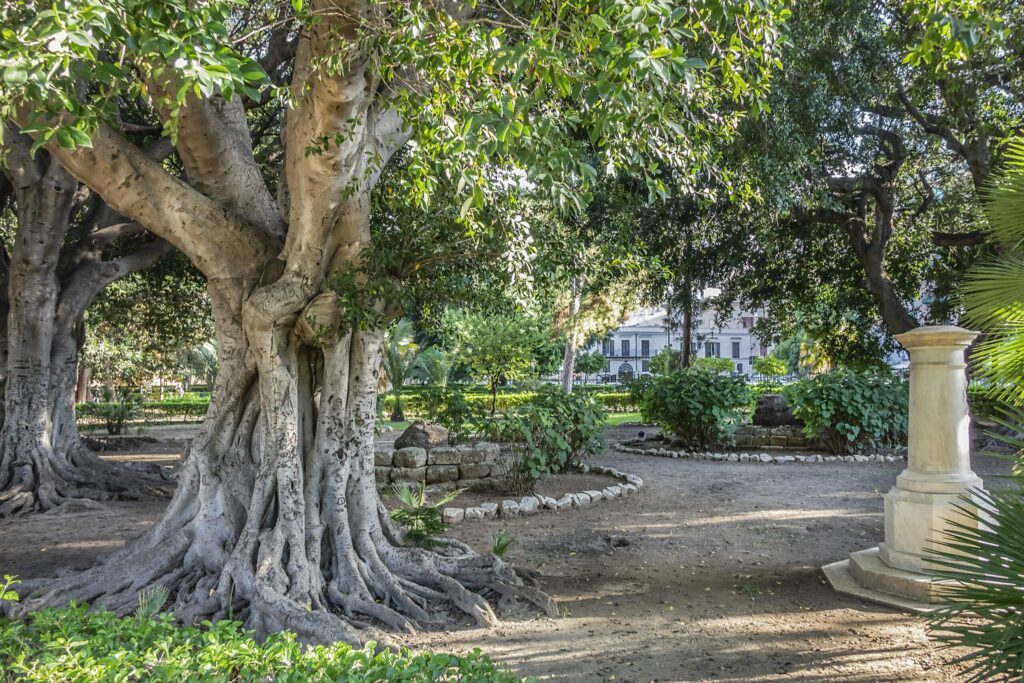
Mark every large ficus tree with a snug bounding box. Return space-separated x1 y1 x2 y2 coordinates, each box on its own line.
0 0 787 643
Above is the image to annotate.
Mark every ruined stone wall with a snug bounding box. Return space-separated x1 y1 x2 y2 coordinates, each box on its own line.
374 442 508 491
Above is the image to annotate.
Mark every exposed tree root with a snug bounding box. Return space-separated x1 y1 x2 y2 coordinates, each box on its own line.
0 439 174 517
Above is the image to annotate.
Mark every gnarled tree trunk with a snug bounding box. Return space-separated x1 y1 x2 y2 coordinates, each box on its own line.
0 147 172 516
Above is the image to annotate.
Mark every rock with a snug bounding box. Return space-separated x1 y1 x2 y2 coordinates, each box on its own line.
854 455 869 463
519 496 539 514
555 495 572 510
585 489 604 502
374 466 392 483
758 454 773 463
393 447 427 468
480 502 498 518
577 493 592 506
621 483 638 495
606 485 622 498
457 444 483 463
374 449 393 466
459 463 489 479
500 500 520 516
753 394 801 426
579 464 591 473
395 421 450 450
456 478 485 490
739 454 750 463
727 454 739 462
391 467 426 483
769 434 789 448
426 465 459 483
626 475 643 488
541 496 559 509
426 481 457 495
605 534 630 548
427 446 461 465
778 455 795 463
825 456 836 463
442 507 464 524
464 507 484 521
475 442 501 462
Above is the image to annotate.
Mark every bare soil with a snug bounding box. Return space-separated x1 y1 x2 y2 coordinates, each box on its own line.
0 424 1012 682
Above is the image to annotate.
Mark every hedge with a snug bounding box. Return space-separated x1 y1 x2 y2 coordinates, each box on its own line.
380 390 637 418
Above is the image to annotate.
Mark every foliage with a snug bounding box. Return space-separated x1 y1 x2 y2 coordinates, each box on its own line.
492 387 605 477
926 482 1024 682
752 356 787 378
639 369 751 450
784 370 908 455
0 576 517 682
443 310 545 414
650 346 680 375
963 137 1024 409
421 387 486 446
410 347 451 387
573 351 607 382
388 483 462 548
381 318 419 421
491 531 516 558
76 396 139 435
691 357 735 374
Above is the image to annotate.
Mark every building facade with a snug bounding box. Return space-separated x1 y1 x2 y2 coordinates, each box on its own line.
588 307 772 380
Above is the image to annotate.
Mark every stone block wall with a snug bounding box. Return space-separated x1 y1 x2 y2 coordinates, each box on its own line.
374 442 507 490
732 424 811 449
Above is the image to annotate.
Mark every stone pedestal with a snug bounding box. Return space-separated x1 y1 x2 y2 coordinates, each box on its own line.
823 325 985 611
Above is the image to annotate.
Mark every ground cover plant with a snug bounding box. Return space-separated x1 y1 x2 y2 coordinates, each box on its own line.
0 576 520 682
784 369 908 455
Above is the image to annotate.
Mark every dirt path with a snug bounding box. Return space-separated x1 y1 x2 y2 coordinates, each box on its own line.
0 425 1010 681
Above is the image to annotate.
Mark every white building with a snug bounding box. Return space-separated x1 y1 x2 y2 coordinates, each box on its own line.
587 306 772 380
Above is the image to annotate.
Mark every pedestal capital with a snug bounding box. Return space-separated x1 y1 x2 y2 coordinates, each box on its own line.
895 325 979 351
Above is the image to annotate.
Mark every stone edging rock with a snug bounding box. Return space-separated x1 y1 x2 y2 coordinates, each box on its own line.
441 464 643 525
613 441 906 465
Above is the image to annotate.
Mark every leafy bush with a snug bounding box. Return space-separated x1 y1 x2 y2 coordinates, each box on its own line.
420 387 489 445
388 483 462 548
783 369 908 454
0 575 518 682
752 356 787 378
926 483 1024 681
382 389 635 420
492 387 605 476
639 369 751 450
75 399 139 435
690 357 735 374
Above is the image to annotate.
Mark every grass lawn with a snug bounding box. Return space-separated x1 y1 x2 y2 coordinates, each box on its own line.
603 412 644 426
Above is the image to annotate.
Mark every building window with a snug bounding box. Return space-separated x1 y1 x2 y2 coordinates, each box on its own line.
618 363 634 380
621 339 631 357
742 316 753 329
704 341 720 358
737 363 744 373
641 360 650 373
690 342 699 354
760 344 769 357
602 338 613 356
640 339 650 357
731 340 741 359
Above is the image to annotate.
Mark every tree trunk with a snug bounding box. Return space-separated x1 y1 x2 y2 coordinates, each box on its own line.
0 158 171 516
25 197 556 643
75 365 91 403
560 277 582 393
390 388 404 422
680 290 693 370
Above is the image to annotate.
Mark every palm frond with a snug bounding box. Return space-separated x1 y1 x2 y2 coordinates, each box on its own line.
982 138 1024 246
135 584 169 620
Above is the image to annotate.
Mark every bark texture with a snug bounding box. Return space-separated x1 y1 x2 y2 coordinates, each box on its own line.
24 2 555 643
0 134 174 516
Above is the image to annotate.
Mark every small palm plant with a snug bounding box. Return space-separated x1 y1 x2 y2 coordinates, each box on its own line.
381 318 419 421
412 347 452 387
926 486 1024 681
927 136 1024 678
389 482 463 548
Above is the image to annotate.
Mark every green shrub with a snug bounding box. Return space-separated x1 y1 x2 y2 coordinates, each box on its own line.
752 356 787 378
388 483 462 548
0 576 520 682
75 399 139 435
783 369 908 454
690 357 735 374
492 387 605 476
639 369 751 450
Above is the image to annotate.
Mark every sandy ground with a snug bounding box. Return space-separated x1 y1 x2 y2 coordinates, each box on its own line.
0 424 1012 682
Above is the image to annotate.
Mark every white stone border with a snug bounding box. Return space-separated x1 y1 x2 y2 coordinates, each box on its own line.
441 464 643 524
613 441 906 464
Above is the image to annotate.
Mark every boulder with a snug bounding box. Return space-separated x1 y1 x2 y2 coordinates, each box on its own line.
393 447 427 468
519 496 540 514
428 446 461 465
752 394 801 427
459 463 489 479
391 467 426 483
442 508 464 524
395 421 450 450
480 502 499 518
374 466 392 483
374 449 393 466
426 465 459 483
500 500 520 516
464 507 485 521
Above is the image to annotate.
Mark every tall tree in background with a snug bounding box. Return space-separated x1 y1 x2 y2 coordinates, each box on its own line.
381 318 417 421
0 0 787 642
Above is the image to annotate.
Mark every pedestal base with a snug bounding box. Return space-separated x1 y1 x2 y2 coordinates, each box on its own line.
822 547 951 614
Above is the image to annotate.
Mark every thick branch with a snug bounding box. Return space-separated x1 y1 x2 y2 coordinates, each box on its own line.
46 124 277 278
